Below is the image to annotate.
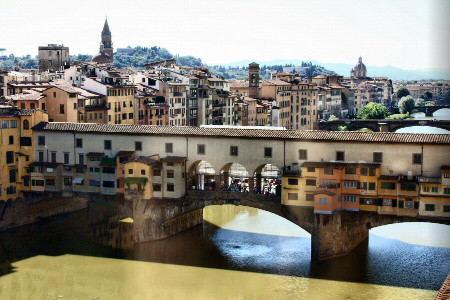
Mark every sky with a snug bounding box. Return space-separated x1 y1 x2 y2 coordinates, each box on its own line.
0 0 449 70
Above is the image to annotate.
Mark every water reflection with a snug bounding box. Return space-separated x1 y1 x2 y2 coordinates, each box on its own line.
397 108 450 133
0 203 448 299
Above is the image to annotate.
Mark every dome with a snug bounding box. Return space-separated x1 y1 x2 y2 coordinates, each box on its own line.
353 62 366 71
92 52 113 64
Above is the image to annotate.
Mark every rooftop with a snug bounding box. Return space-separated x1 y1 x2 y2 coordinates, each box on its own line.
32 122 450 144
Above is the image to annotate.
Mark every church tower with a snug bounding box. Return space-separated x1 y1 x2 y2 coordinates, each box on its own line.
102 18 113 59
248 62 260 98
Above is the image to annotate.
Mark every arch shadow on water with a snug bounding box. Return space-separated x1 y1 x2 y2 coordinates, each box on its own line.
0 203 449 292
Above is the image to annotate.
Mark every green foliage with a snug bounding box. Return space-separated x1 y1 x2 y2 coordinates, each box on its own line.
425 101 436 106
356 102 390 119
398 95 416 114
0 54 38 69
396 87 410 99
387 113 409 120
124 177 148 186
176 56 202 67
420 91 433 101
415 98 425 106
72 54 93 62
328 115 339 121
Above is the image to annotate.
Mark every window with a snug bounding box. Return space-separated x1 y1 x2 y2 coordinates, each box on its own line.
153 169 161 176
167 183 175 192
299 149 307 160
76 138 83 148
135 141 142 151
324 168 333 175
167 170 174 178
307 167 315 172
74 103 77 109
78 154 84 165
431 187 439 193
288 193 298 200
383 199 392 206
197 144 205 155
444 188 450 195
53 92 56 98
75 167 84 173
230 146 238 156
128 169 133 175
373 152 383 163
38 136 45 146
344 195 357 203
10 120 17 128
361 182 368 190
1 120 8 129
444 173 450 179
336 151 345 161
23 119 29 130
51 152 56 163
6 151 14 164
288 178 298 185
153 184 161 191
8 135 13 145
381 182 396 190
102 181 115 188
425 204 435 211
306 194 315 201
264 147 272 158
404 201 414 209
165 143 173 153
38 151 44 162
360 168 368 176
345 167 356 174
369 168 376 176
444 205 450 212
129 113 133 119
60 104 65 114
412 153 422 164
369 182 376 190
104 140 112 150
344 181 358 188
89 180 100 187
64 177 72 186
46 179 55 186
9 169 16 183
306 179 316 186
141 170 146 175
64 153 69 164
103 167 115 174
318 197 328 205
401 183 416 191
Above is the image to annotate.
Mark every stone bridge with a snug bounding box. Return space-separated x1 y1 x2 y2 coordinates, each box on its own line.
318 118 450 132
126 191 450 261
390 105 450 117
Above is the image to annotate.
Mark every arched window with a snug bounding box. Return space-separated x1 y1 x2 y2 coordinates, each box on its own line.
23 119 29 130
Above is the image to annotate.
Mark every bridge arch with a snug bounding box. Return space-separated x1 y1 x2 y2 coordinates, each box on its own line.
252 164 281 195
393 123 450 133
188 160 216 190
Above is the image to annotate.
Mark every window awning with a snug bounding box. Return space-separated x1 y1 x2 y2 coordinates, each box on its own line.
73 177 84 184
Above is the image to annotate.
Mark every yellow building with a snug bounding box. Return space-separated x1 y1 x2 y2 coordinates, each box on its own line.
281 165 318 207
106 86 136 125
418 168 450 218
0 106 48 201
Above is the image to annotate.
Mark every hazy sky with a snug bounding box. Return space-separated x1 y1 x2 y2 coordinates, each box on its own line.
1 0 449 69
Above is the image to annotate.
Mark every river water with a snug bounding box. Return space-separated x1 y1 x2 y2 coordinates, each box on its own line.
0 204 449 299
395 108 450 133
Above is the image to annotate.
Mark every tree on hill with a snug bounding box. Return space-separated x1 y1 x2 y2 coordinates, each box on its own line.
356 102 390 119
396 87 410 99
398 95 415 114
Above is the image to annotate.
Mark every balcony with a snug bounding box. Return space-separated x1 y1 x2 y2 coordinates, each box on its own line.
213 102 225 108
282 167 302 176
85 104 107 111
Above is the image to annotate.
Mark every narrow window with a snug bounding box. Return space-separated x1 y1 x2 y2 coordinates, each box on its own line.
38 136 45 146
336 151 345 161
197 144 205 155
135 141 142 151
412 153 422 164
165 143 173 153
299 149 307 160
230 146 238 156
264 147 272 158
104 140 112 150
76 138 83 148
373 152 383 163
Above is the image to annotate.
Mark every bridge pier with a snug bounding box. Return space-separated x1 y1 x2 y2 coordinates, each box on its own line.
311 211 369 260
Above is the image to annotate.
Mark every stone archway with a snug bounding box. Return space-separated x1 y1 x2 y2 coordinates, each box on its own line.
219 163 250 192
252 164 281 195
188 160 216 191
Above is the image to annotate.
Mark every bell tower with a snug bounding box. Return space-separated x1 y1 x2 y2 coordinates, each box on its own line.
248 62 260 98
101 18 113 59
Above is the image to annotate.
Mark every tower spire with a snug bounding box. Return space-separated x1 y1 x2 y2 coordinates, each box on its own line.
102 17 111 35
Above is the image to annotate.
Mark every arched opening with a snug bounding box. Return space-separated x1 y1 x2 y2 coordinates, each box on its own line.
394 125 450 134
220 163 249 192
23 119 29 130
188 160 216 191
253 164 281 195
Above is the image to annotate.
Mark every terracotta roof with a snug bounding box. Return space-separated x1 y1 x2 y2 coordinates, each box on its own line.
418 177 441 183
116 150 135 157
125 156 159 166
261 79 291 86
32 122 450 144
302 161 381 169
229 80 249 88
71 164 87 168
86 152 104 157
161 156 186 163
6 90 44 101
314 190 336 196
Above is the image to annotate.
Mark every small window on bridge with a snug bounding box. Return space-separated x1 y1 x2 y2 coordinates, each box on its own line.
373 152 383 163
336 151 345 161
299 149 307 160
264 147 272 158
165 143 173 153
444 205 450 212
153 184 161 191
230 146 238 156
307 167 315 172
197 144 205 155
412 153 422 164
425 204 435 211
